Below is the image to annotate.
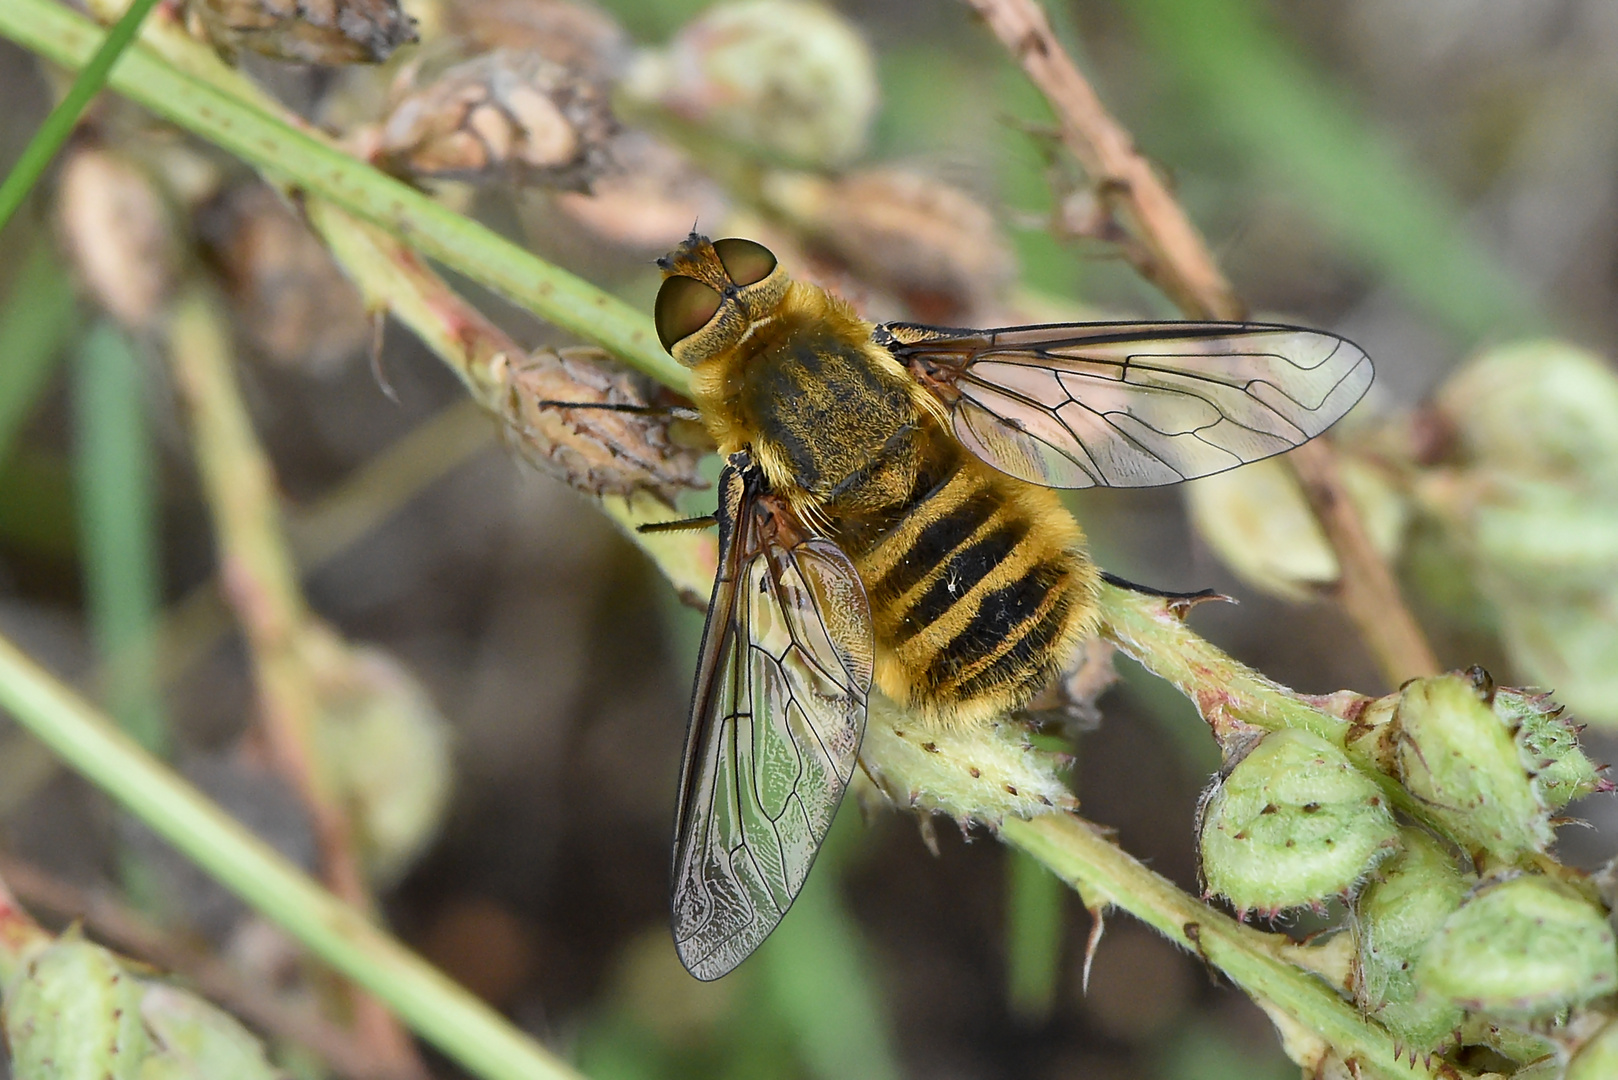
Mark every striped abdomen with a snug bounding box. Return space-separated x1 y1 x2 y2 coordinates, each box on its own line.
836 435 1099 726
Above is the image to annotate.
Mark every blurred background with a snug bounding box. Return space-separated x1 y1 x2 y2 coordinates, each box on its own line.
2 0 1618 1077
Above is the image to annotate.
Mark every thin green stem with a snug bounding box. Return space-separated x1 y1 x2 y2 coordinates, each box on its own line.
0 0 162 232
0 0 688 394
1000 814 1477 1080
0 633 582 1080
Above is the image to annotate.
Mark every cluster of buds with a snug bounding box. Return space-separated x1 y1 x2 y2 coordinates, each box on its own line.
1192 665 1613 1057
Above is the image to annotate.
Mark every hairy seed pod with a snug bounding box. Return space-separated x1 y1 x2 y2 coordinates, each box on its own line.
859 694 1077 828
200 184 370 375
380 50 616 190
1391 673 1551 866
1494 685 1607 810
1353 828 1471 1051
1186 453 1406 602
759 168 1016 323
2 936 153 1076
623 0 877 168
138 982 284 1079
1567 1017 1618 1080
56 145 181 331
1417 873 1618 1018
186 0 417 63
1197 728 1397 916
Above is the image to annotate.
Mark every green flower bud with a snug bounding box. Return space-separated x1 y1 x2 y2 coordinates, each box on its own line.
1436 340 1618 484
1353 828 1472 1051
137 983 284 1079
623 0 878 168
1198 729 1397 916
1494 685 1608 810
1566 1017 1618 1080
1417 874 1618 1018
1391 674 1549 865
3 936 153 1078
305 627 453 885
860 693 1076 830
1185 454 1406 603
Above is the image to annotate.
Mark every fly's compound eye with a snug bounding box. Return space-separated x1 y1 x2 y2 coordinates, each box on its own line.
713 237 778 287
655 276 724 352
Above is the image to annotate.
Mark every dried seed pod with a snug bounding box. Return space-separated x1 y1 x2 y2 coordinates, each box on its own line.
623 0 877 168
379 49 615 189
1567 1017 1618 1080
1417 873 1618 1018
1186 450 1406 603
549 132 728 251
446 0 629 78
1353 828 1471 1052
497 345 707 505
1197 728 1397 916
200 185 371 375
1390 673 1550 866
56 145 181 331
186 0 417 64
760 168 1016 323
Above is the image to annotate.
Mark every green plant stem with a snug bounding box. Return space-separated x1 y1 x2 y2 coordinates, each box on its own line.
0 235 77 467
0 0 687 394
0 0 161 232
0 632 582 1080
1005 849 1064 1020
1000 813 1476 1080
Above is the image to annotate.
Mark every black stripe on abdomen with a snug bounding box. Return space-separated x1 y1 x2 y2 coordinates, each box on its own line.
889 519 1030 645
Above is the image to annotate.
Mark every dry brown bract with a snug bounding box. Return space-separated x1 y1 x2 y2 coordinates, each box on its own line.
186 0 417 65
444 0 629 80
378 50 616 190
56 145 180 331
497 346 707 505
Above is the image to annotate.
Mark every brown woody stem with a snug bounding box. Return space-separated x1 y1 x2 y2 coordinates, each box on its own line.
963 0 1440 687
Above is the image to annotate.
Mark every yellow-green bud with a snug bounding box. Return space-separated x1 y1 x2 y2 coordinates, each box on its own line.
1417 874 1618 1018
1198 729 1397 916
1496 587 1618 731
1391 674 1549 865
3 936 152 1078
623 0 878 168
1436 340 1618 484
1353 829 1472 1051
1567 1017 1618 1080
137 983 284 1079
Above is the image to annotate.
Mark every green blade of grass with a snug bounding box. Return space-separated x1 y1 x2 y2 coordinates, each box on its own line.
0 235 78 468
73 323 167 758
1006 847 1065 1021
0 0 163 233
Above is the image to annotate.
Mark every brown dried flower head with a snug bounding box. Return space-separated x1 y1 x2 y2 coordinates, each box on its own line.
56 144 182 331
548 132 728 252
379 50 616 190
200 185 371 375
186 0 417 65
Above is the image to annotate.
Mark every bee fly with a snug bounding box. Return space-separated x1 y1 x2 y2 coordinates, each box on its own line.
648 233 1371 979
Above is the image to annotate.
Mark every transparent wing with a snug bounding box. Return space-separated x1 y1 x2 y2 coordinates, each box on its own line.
883 321 1373 489
671 454 873 980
